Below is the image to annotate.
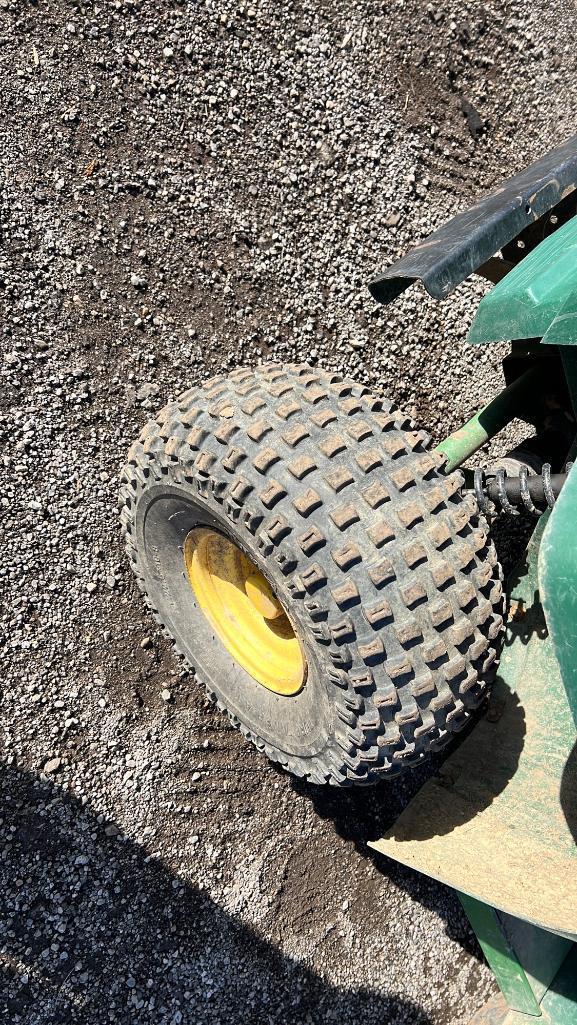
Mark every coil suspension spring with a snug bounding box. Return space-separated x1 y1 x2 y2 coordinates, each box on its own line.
473 463 573 517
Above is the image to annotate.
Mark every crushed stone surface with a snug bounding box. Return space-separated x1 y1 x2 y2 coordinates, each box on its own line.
2 1 576 1022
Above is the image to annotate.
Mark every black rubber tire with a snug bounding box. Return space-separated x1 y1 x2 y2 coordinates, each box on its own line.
119 364 504 786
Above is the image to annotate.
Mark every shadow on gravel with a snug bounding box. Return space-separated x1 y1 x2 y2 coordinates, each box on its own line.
294 677 527 960
0 764 432 1025
293 678 526 960
291 757 485 963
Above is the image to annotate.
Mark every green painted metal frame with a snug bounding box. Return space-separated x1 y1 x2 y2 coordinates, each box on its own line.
466 946 577 1025
459 895 575 1022
433 365 541 473
458 895 544 1016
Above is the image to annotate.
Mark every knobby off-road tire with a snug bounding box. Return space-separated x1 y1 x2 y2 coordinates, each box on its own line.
119 364 504 786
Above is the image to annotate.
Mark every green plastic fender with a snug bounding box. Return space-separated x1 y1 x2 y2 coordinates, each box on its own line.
543 286 577 346
469 215 577 345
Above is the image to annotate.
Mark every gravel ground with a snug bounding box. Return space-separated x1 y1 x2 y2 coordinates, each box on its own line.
2 1 577 1023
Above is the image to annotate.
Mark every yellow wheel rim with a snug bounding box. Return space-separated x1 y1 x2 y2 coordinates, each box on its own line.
183 527 306 696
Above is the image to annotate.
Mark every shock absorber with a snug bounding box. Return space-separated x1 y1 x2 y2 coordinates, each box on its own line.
473 463 572 516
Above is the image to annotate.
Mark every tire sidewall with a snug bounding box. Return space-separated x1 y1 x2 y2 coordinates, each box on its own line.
135 481 334 760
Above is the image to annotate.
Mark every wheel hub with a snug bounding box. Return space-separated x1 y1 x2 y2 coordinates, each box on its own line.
183 527 305 696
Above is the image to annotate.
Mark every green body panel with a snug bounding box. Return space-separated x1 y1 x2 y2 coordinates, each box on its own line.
498 914 571 1008
539 460 577 726
460 893 572 1018
467 948 577 1025
468 215 577 345
458 895 542 1016
534 948 577 1025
